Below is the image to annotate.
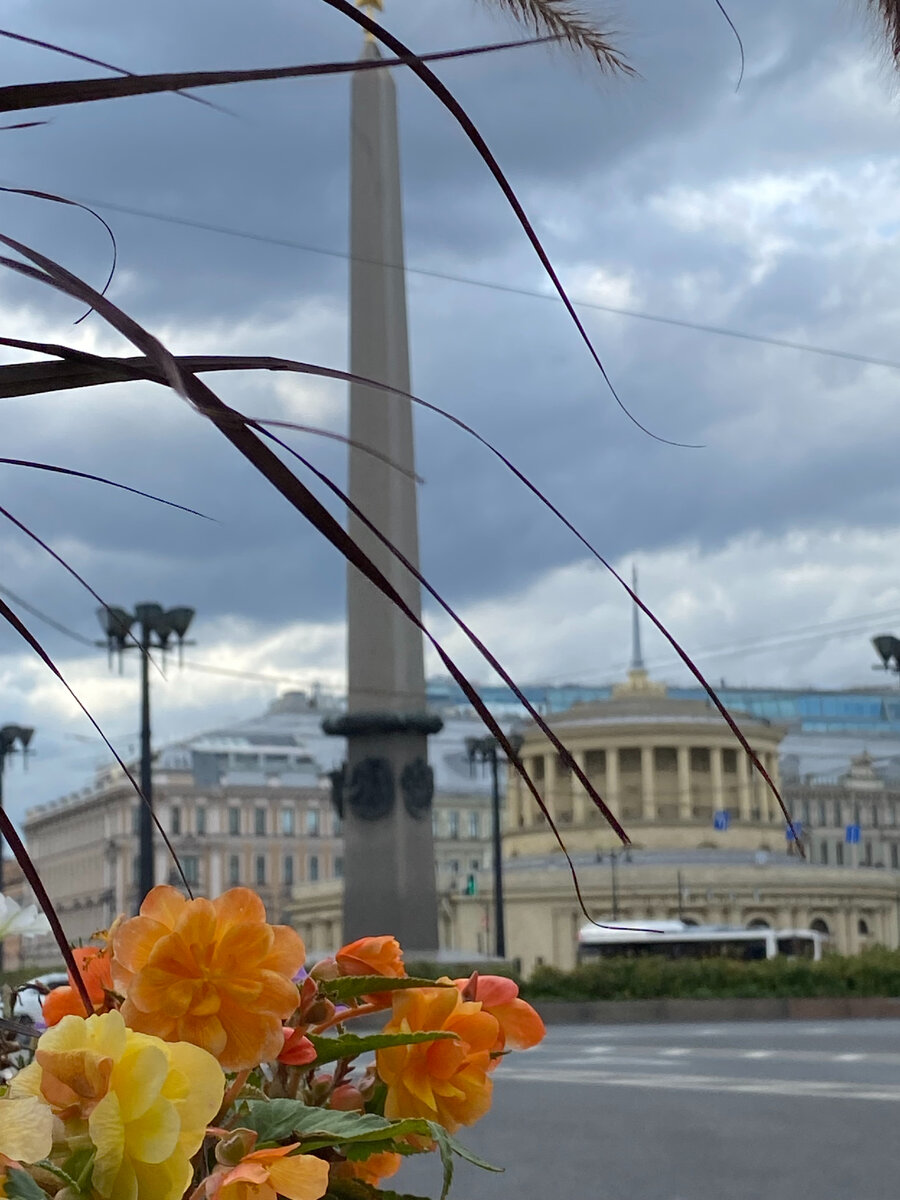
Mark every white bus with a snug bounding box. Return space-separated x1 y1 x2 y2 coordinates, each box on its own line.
576 920 824 964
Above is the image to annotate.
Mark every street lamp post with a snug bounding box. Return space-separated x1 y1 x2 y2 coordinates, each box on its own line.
98 604 194 908
465 733 523 960
0 723 34 970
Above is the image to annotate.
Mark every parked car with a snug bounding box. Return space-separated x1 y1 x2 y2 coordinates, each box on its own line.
10 971 67 1028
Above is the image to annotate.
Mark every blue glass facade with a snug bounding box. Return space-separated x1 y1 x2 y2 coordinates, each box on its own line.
426 679 900 734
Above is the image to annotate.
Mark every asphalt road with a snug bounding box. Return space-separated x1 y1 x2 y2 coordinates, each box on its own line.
393 1020 900 1200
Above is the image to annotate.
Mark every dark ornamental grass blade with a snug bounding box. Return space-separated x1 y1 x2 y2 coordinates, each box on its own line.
0 341 796 842
0 38 554 111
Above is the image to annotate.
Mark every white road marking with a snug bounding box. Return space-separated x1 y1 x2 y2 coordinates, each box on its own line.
499 1068 900 1103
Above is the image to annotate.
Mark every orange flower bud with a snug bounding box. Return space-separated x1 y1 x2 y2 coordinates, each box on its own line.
329 1084 364 1111
278 1028 318 1067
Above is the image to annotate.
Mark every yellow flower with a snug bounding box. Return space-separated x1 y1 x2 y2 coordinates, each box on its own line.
112 885 306 1071
207 1144 329 1200
376 986 498 1133
0 1095 54 1164
11 1010 224 1200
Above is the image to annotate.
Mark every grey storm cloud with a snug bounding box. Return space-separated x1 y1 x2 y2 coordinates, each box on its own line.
2 0 900 649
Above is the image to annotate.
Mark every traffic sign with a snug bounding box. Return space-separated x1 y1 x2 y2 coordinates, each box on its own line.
713 810 730 831
846 824 861 845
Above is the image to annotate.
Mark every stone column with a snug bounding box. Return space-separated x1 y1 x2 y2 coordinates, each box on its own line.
641 746 656 821
605 747 620 815
737 752 752 822
543 752 558 825
324 37 441 952
572 750 589 825
710 747 725 814
677 746 691 820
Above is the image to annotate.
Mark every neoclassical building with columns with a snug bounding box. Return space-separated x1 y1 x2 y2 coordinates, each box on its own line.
505 668 787 858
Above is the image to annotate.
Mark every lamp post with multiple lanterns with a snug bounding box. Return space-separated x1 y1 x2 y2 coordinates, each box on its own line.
465 732 524 960
0 723 34 970
97 604 194 908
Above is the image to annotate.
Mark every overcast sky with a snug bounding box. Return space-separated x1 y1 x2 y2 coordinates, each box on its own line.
3 0 900 825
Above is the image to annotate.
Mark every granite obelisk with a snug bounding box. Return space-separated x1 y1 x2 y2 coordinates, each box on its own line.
324 4 441 952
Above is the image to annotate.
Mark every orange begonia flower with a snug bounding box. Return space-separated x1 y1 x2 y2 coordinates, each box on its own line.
111 885 306 1071
278 1027 317 1066
335 935 405 1009
376 986 498 1133
44 946 114 1026
208 1144 329 1200
335 935 404 979
454 974 545 1056
330 1151 402 1187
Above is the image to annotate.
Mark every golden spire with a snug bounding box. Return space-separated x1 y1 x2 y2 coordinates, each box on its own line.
356 0 384 39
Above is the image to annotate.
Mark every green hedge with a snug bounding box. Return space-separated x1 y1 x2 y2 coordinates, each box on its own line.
521 948 900 1002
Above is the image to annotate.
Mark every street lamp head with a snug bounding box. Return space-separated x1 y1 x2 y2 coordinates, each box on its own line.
872 634 900 671
165 607 195 640
15 726 34 750
97 606 135 643
134 602 165 630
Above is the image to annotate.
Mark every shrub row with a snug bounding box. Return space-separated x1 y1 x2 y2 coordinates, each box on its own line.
521 948 900 1001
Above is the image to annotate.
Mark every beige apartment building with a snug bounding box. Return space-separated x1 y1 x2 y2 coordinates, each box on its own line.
21 697 495 958
24 758 339 949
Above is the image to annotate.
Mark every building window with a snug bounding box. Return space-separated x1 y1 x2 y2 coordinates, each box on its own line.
306 809 320 837
819 842 829 865
196 807 207 836
255 807 267 836
449 860 459 876
182 855 199 886
811 917 830 935
432 812 441 838
836 841 844 866
858 918 870 936
448 811 460 839
468 811 480 839
131 807 140 836
229 807 240 836
892 844 899 870
281 808 295 836
256 855 267 885
228 855 240 886
283 855 294 886
309 855 319 882
334 856 343 879
333 813 342 836
864 841 873 866
170 806 181 836
470 858 481 872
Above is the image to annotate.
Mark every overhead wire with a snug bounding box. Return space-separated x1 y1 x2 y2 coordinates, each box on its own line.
7 185 900 379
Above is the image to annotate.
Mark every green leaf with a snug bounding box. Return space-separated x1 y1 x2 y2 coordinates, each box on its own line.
242 1099 432 1147
5 1169 51 1200
321 976 451 1003
426 1123 503 1200
307 1030 456 1067
32 1162 80 1192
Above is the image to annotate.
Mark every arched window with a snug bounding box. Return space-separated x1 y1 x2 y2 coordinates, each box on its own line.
810 918 830 935
858 918 870 936
747 918 771 929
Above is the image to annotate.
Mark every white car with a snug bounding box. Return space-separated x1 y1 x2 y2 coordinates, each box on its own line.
10 971 68 1028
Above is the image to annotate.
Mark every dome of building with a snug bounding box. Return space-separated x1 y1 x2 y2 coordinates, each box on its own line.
505 667 787 857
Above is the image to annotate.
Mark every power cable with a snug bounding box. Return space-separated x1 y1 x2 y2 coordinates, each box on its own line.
8 184 900 378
